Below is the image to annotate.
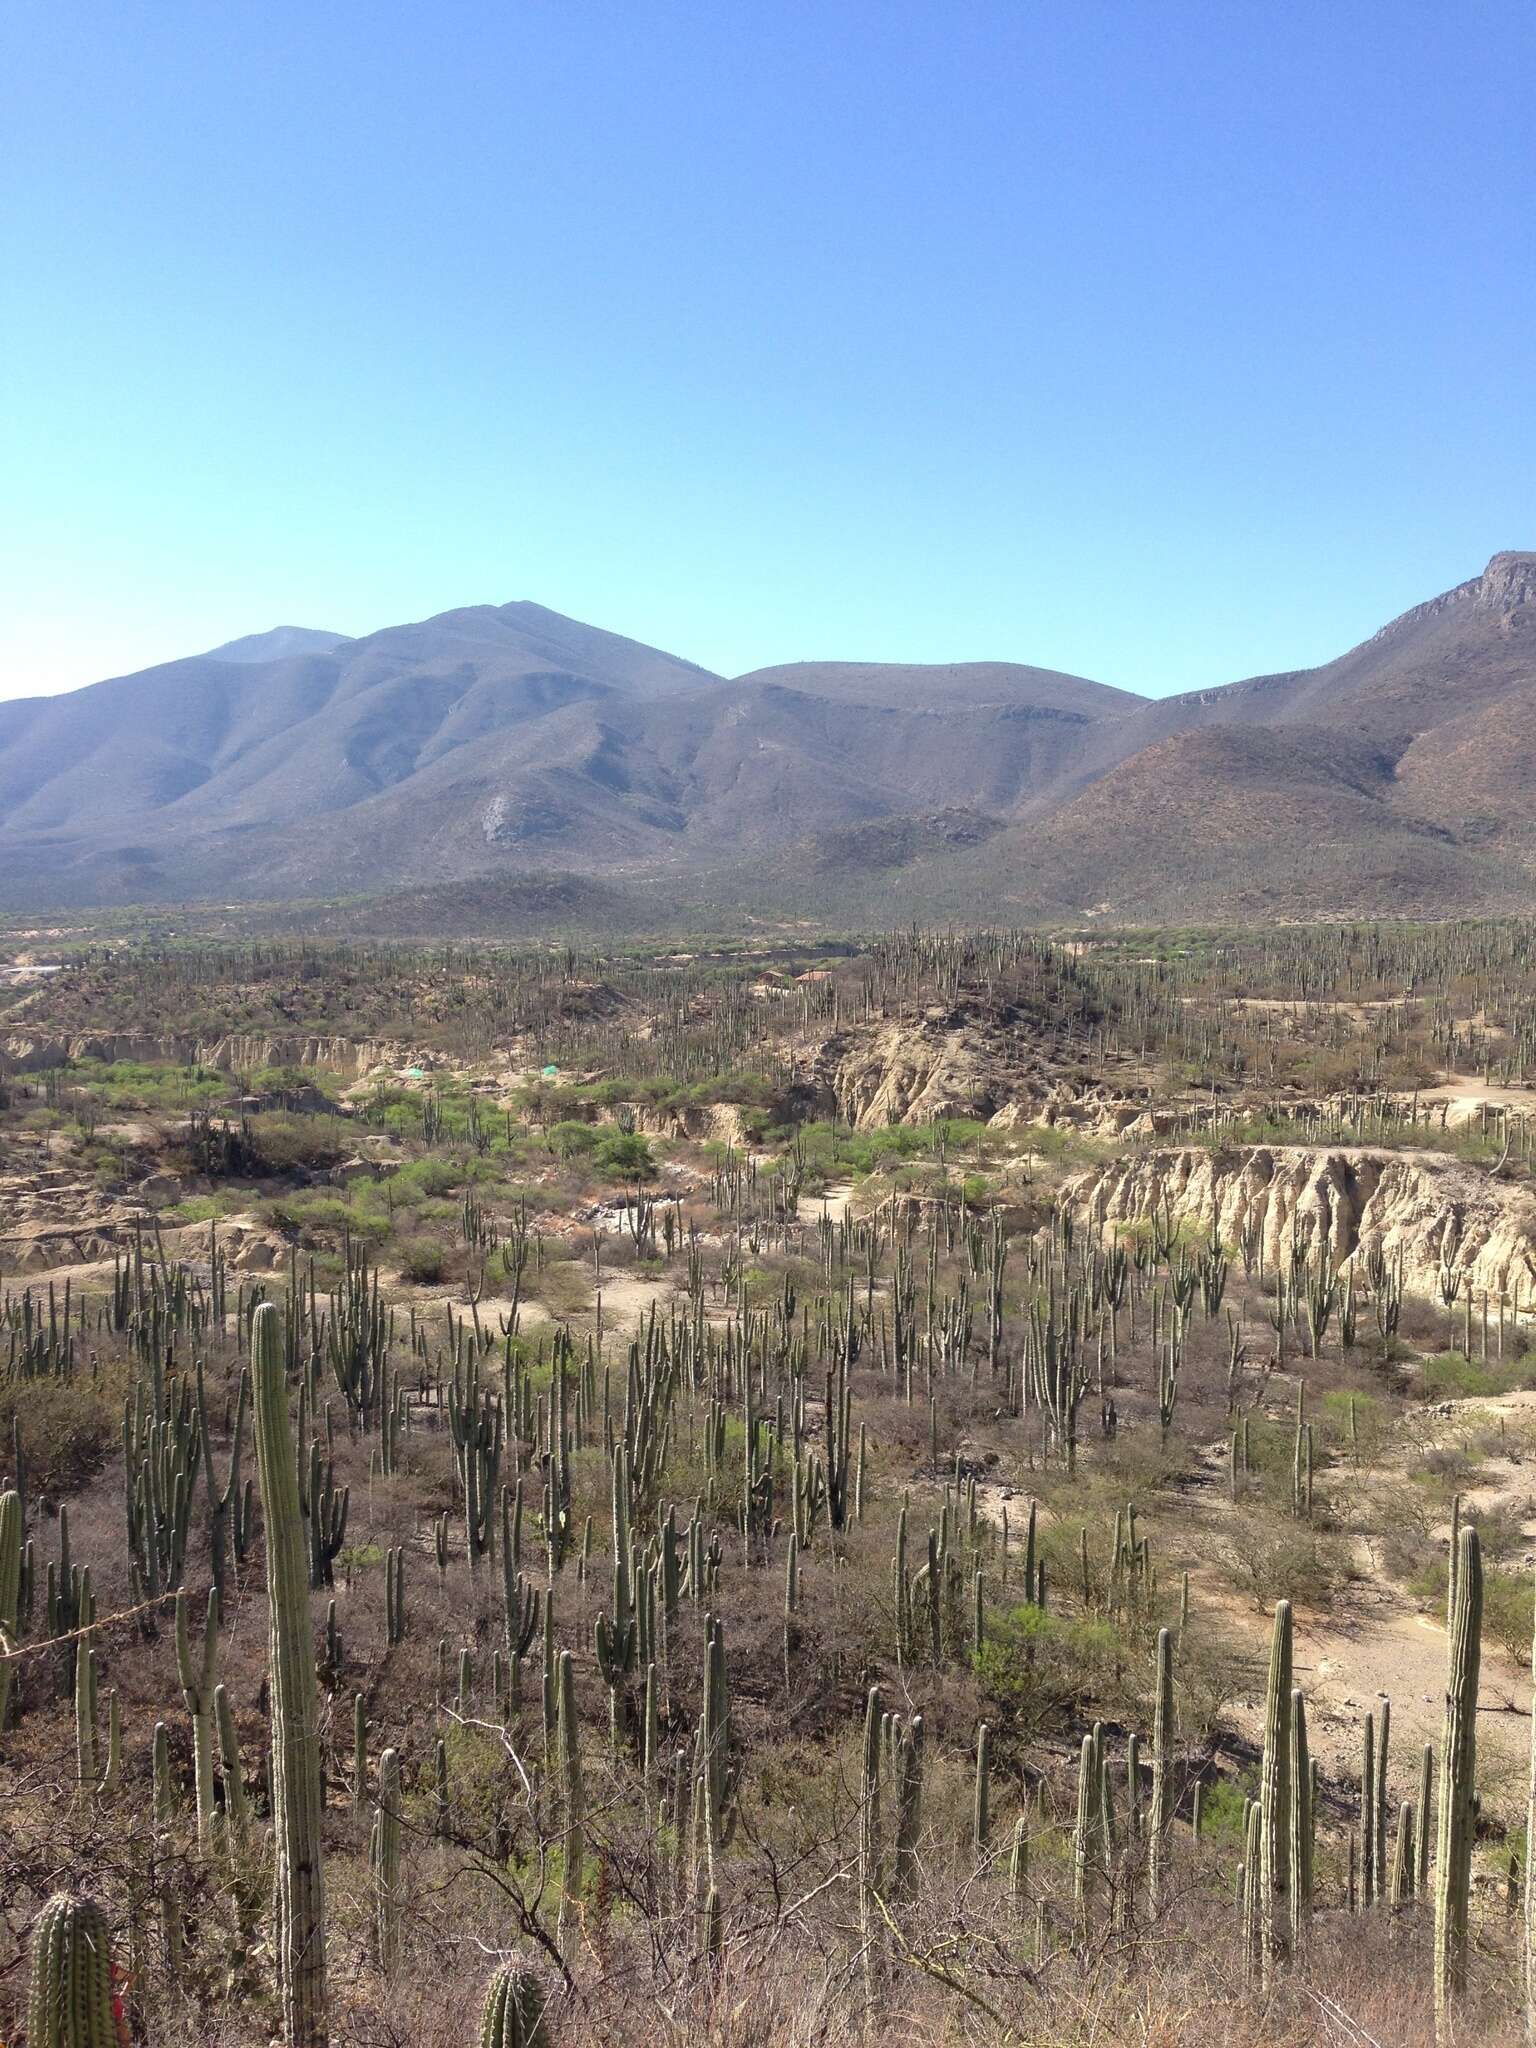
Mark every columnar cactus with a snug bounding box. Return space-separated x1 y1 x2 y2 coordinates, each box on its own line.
1009 1813 1029 1915
0 1486 21 1734
26 1893 119 2048
1418 1742 1434 1896
859 1683 883 2013
1435 1524 1482 2043
1257 1599 1292 1984
152 1718 175 1824
555 1649 584 1944
1288 1687 1312 1944
1373 1696 1391 1901
973 1720 992 1860
1391 1800 1416 1909
72 1640 119 1799
479 1960 550 2048
892 1710 923 1903
1240 1800 1262 1986
214 1682 251 1851
175 1585 220 1843
1073 1731 1096 1938
385 1545 405 1645
370 1745 402 1969
252 1298 329 2047
1149 1625 1173 1909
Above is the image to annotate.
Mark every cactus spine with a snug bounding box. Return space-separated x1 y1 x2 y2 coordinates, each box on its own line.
1435 1524 1481 2043
26 1893 120 2048
252 1299 329 2047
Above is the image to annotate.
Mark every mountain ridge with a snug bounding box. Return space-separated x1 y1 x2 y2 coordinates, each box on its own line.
2 560 1533 921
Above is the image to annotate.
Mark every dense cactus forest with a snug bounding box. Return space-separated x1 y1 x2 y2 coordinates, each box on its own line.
6 922 1536 2045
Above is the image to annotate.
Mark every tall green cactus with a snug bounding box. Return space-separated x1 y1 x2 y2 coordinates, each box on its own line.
555 1649 584 1945
1073 1731 1096 1939
973 1720 992 1861
215 1682 251 1852
1148 1624 1173 1909
0 1486 21 1734
175 1584 220 1843
1391 1800 1416 1909
593 1445 637 1753
72 1639 119 1799
893 1710 923 1902
1373 1696 1391 1902
1288 1686 1312 1945
1257 1598 1292 1984
152 1717 175 1824
26 1893 120 2048
370 1745 402 1970
859 1683 883 2015
1435 1525 1481 2042
252 1299 329 2047
1009 1813 1029 1916
479 1960 550 2048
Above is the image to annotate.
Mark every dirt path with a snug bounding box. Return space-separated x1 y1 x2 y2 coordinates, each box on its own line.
798 1181 855 1226
1417 1072 1536 1128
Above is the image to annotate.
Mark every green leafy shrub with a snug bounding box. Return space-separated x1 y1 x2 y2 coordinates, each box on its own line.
398 1237 448 1284
1416 1351 1532 1400
592 1130 654 1178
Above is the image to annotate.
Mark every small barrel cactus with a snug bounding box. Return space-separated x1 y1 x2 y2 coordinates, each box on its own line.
480 1959 550 2048
27 1892 122 2048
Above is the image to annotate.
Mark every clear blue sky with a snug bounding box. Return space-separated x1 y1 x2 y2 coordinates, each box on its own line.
3 1 1532 700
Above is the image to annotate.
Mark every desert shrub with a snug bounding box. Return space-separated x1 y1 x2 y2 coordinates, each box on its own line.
0 1381 117 1497
398 1236 448 1284
548 1120 600 1158
258 1191 386 1240
1215 1515 1353 1609
243 1110 351 1172
1416 1351 1531 1400
1197 1774 1257 1842
975 1600 1141 1740
592 1130 654 1178
530 1256 595 1318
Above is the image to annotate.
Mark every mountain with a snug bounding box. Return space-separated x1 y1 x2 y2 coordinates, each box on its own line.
733 659 1142 715
201 626 354 664
0 558 1532 921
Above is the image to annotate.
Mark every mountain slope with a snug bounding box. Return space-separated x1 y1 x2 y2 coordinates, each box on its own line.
732 658 1145 715
1 556 1533 918
201 626 354 664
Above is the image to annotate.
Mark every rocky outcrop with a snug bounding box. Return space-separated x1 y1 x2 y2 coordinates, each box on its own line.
791 1009 1146 1132
1 1031 407 1075
626 1102 757 1147
1067 1145 1536 1302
